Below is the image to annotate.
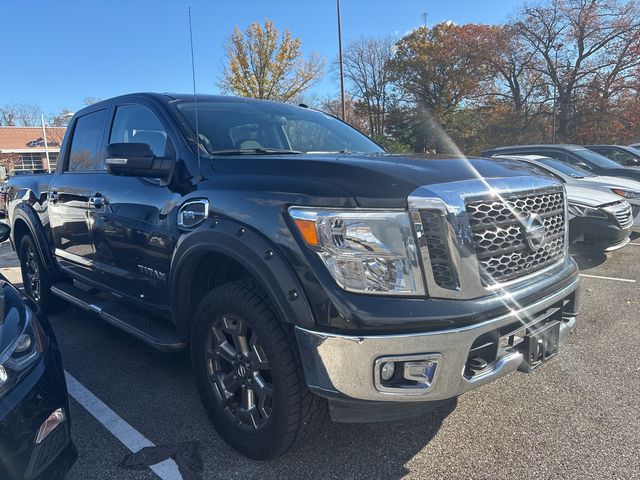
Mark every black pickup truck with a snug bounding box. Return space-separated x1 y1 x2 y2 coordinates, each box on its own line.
5 93 580 459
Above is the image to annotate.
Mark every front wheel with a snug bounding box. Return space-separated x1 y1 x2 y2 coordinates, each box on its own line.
191 280 327 459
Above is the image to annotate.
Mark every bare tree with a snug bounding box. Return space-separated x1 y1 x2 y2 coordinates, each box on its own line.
48 108 75 127
340 36 396 136
318 94 370 133
16 104 43 126
0 103 43 126
83 97 101 106
0 152 19 174
516 0 640 140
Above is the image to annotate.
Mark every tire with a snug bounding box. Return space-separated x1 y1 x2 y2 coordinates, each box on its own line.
191 280 327 459
19 234 67 313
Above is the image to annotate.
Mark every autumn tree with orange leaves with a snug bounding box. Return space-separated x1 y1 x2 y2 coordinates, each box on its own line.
219 20 324 102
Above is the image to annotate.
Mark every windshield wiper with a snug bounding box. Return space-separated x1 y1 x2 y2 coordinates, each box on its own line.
210 148 303 155
306 149 361 154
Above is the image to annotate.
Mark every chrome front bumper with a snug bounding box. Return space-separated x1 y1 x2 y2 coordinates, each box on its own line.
296 277 579 403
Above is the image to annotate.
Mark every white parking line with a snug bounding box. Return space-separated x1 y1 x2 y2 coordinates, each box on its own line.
579 273 637 283
629 242 640 246
64 371 182 480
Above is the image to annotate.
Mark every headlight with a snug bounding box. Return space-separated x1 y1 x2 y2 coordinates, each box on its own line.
0 309 45 397
611 188 640 199
567 203 608 219
289 208 424 295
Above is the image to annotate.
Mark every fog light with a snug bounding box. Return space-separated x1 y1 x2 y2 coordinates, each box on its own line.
35 408 66 444
380 362 395 381
0 365 7 384
15 334 32 354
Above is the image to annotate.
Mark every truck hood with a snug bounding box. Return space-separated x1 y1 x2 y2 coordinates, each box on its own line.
211 154 550 208
0 275 28 361
565 185 624 207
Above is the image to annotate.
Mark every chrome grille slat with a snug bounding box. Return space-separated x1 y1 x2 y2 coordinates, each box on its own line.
418 210 458 289
466 191 566 284
606 201 633 229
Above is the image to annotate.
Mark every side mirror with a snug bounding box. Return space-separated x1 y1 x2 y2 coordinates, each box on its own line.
105 143 174 178
0 223 10 243
574 161 592 170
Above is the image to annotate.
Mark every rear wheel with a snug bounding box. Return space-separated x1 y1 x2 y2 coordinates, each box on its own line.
19 235 66 313
191 280 326 459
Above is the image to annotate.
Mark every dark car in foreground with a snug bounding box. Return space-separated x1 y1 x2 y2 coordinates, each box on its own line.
585 145 640 167
482 144 640 182
5 93 580 459
0 224 76 479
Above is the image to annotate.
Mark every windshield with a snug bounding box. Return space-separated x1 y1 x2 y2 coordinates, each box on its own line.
174 100 385 155
537 158 595 178
575 149 624 168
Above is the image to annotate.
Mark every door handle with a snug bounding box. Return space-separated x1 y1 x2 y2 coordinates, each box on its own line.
49 191 59 204
89 194 105 209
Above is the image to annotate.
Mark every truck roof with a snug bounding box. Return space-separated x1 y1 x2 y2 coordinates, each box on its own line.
80 92 301 113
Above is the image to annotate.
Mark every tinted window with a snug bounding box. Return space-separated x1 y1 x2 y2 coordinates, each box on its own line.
605 148 638 166
67 110 106 171
175 100 383 155
530 151 568 162
537 158 595 178
573 149 621 168
110 104 170 157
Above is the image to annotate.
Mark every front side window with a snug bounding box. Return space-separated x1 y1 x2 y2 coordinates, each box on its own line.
537 158 595 178
67 110 106 172
574 149 622 168
607 149 638 166
109 104 170 157
175 100 384 155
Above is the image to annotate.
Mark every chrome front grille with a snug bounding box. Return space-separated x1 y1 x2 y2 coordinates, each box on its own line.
418 210 457 289
605 201 633 229
466 190 566 284
409 177 568 300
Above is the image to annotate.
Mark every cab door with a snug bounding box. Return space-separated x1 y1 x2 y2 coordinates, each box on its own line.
86 102 178 308
48 108 108 283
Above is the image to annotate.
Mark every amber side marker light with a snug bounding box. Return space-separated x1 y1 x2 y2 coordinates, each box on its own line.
294 219 319 246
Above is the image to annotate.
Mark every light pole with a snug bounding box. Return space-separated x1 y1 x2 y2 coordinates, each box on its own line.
40 115 51 173
337 0 346 121
551 43 563 144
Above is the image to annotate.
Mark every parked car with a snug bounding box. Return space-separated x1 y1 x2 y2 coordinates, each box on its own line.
0 181 8 218
481 144 640 182
493 155 640 225
0 223 77 479
630 143 640 149
564 186 633 252
6 93 581 459
585 145 640 167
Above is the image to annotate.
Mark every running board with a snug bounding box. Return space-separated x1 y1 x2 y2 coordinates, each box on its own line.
51 283 186 352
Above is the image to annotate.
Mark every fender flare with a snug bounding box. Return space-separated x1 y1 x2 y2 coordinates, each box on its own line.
169 217 315 337
11 204 61 278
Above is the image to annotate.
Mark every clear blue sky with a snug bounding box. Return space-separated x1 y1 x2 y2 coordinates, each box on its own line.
0 0 522 114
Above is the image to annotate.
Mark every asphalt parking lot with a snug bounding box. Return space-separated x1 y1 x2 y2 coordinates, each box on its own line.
1 237 639 480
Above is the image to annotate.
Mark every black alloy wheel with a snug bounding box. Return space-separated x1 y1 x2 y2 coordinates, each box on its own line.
206 314 274 431
18 235 67 313
21 240 41 303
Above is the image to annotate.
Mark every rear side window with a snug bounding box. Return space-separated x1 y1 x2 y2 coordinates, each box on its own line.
67 110 107 171
109 104 170 157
